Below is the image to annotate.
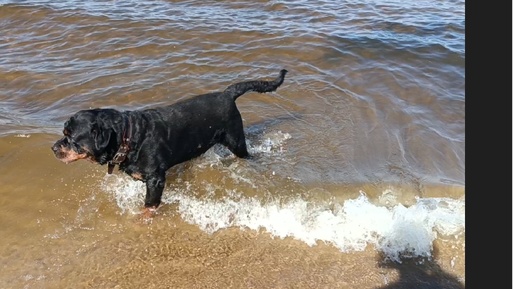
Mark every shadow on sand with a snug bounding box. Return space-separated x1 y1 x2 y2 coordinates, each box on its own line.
376 247 464 289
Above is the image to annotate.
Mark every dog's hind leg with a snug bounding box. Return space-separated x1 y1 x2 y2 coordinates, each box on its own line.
222 119 249 159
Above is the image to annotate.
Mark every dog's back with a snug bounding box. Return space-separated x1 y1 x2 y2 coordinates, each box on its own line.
139 69 288 165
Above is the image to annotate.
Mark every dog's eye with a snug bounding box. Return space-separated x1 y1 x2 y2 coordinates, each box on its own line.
65 136 76 147
74 144 85 154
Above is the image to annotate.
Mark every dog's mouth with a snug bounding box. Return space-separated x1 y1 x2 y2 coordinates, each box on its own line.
52 142 94 164
53 146 89 164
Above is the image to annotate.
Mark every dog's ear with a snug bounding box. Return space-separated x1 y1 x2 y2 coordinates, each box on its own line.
91 109 116 151
92 123 112 151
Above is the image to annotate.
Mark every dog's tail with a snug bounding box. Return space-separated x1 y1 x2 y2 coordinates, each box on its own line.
223 69 288 101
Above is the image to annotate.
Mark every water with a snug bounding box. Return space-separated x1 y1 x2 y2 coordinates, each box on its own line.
0 1 465 288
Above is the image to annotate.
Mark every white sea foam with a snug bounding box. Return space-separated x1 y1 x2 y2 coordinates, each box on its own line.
248 130 291 155
102 174 146 214
15 134 31 138
102 174 465 262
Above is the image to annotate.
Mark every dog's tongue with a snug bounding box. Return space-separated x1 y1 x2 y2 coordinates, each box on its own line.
108 163 115 174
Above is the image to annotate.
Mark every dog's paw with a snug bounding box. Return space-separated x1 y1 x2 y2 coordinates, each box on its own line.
138 207 158 224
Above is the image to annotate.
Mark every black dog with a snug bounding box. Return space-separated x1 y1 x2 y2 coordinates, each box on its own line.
52 69 287 216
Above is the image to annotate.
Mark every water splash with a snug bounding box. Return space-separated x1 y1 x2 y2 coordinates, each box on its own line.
101 171 464 262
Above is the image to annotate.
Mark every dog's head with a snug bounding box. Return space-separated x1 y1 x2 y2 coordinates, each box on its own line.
51 109 121 165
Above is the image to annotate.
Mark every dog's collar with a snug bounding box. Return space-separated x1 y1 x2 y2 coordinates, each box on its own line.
108 113 132 174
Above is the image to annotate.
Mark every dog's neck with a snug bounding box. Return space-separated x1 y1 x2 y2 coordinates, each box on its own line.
107 112 132 174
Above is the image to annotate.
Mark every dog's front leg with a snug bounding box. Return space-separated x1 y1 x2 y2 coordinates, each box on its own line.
144 173 166 211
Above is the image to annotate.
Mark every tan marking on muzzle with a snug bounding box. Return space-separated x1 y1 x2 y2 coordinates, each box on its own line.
55 146 89 164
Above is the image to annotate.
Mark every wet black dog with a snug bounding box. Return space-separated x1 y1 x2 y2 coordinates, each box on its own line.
52 69 287 216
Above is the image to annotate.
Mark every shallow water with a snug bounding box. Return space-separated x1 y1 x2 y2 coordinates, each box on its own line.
0 1 464 288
